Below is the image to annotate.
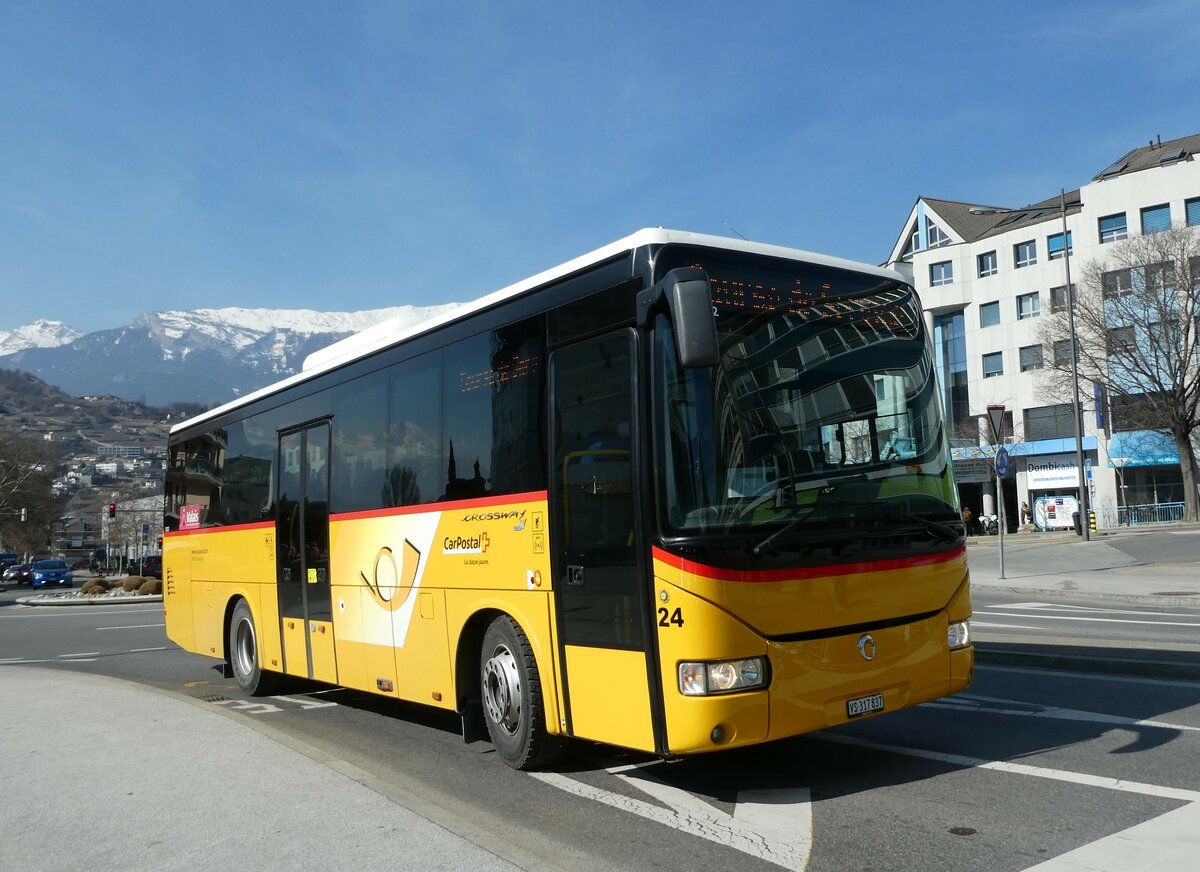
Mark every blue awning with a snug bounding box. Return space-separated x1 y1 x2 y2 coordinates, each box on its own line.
1107 430 1178 467
952 436 1097 462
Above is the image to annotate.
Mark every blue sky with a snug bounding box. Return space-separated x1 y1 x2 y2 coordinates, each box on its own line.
2 0 1198 333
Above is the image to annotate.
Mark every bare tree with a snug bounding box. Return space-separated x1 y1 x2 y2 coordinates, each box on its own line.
1036 225 1200 521
0 428 59 556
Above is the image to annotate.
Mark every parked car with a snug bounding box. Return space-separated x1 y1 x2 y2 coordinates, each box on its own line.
30 559 72 588
134 555 162 578
3 563 33 584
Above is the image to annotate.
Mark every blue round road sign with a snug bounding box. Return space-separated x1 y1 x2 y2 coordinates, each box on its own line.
995 446 1010 477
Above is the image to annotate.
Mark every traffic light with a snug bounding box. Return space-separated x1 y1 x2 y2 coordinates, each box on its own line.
108 503 117 519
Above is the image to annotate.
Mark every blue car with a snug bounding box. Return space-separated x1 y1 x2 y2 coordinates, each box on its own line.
31 559 72 588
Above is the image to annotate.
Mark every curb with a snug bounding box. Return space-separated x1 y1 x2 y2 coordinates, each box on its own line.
16 594 163 607
971 583 1200 608
974 645 1200 681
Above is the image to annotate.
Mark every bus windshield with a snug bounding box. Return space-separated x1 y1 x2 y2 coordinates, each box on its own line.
653 250 960 558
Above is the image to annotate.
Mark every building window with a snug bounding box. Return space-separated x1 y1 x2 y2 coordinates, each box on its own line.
927 221 951 248
1108 325 1136 354
1050 284 1074 313
1187 197 1200 227
1014 240 1037 268
982 351 1003 378
1047 231 1073 260
1103 268 1133 299
1053 339 1075 365
1098 213 1128 243
1019 345 1043 372
1016 292 1041 320
977 251 998 277
1024 404 1077 441
1145 261 1174 293
979 301 1000 328
929 261 954 287
1141 203 1171 234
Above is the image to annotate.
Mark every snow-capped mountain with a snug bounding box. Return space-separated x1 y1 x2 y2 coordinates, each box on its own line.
0 320 85 356
0 304 461 406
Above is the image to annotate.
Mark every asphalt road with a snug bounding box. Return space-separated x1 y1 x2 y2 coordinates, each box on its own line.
2 543 1199 871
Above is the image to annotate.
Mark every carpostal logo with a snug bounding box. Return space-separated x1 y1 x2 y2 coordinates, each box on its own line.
443 532 490 554
462 509 526 523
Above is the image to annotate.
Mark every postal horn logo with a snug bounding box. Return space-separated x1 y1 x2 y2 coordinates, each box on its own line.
360 540 421 612
857 633 877 662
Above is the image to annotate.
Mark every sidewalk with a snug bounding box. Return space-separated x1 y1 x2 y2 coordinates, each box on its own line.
0 667 526 872
964 529 1200 605
964 528 1200 679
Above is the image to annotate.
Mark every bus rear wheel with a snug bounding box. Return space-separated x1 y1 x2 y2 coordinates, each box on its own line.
480 615 565 770
229 599 280 696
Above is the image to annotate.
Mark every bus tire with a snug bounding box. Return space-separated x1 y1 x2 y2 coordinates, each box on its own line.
228 599 280 696
480 615 566 770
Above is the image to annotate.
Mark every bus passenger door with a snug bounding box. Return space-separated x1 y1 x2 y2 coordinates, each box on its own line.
549 331 656 752
276 422 337 684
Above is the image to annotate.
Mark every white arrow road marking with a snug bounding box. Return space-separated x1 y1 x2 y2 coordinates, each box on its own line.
816 733 1200 803
1019 801 1200 871
532 765 812 870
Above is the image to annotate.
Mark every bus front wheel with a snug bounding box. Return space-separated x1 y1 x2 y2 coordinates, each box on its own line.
480 615 565 770
229 599 280 696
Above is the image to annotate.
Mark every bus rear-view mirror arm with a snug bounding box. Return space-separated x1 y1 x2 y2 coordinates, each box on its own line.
636 267 719 368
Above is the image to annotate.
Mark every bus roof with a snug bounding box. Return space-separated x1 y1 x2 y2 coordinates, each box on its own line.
171 228 904 435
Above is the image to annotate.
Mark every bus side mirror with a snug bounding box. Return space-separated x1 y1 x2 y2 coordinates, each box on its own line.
639 267 719 368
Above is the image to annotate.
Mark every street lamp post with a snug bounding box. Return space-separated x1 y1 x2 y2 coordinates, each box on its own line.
1061 189 1091 541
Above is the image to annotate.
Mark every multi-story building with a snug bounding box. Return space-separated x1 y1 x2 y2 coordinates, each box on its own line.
887 133 1200 530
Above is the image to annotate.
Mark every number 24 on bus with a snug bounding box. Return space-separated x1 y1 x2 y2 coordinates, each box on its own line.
163 228 972 769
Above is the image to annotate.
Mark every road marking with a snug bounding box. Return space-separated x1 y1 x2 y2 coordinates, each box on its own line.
58 652 101 658
991 602 1200 619
8 657 97 663
1022 800 1200 871
970 620 1043 630
978 611 1200 628
928 693 1200 732
212 698 282 714
978 663 1200 689
816 733 1200 803
0 607 163 619
533 765 813 870
130 646 168 653
270 694 336 710
97 624 165 630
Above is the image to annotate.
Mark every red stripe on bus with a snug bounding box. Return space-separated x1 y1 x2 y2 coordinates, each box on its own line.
330 490 550 523
651 545 965 583
165 521 275 538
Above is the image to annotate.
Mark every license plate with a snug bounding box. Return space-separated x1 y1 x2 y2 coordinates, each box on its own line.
847 693 885 718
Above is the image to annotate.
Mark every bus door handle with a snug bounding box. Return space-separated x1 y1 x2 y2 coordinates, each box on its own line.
567 565 585 586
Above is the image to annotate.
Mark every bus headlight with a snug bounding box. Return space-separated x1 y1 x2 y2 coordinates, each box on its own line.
679 657 768 696
948 620 971 650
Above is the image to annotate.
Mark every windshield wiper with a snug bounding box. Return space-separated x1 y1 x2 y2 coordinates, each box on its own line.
751 502 960 557
884 512 960 543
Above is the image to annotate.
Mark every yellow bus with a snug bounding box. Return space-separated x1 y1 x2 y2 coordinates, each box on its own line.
164 229 973 769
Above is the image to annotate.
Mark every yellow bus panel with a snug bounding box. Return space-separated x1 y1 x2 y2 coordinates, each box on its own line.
563 645 655 751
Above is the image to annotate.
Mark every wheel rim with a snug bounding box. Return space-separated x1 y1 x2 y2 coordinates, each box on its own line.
233 617 256 679
482 643 522 735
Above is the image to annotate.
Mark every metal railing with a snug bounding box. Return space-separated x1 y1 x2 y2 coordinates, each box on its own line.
1092 502 1186 528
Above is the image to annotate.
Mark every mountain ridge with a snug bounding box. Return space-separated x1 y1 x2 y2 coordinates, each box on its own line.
0 303 461 406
